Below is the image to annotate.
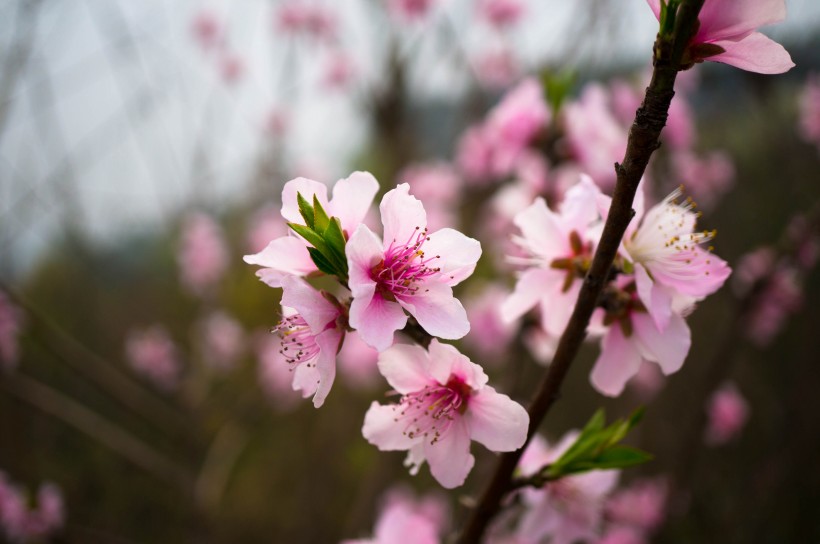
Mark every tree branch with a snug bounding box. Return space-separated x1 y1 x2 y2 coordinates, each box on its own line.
456 2 706 542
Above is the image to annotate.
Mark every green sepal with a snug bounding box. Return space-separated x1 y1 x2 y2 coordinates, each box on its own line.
288 222 327 251
324 218 349 276
307 247 338 276
312 194 331 233
297 192 315 230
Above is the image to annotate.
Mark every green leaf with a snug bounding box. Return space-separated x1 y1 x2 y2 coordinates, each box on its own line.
288 222 326 250
307 247 338 276
297 193 315 230
589 446 653 470
324 218 348 277
313 194 331 233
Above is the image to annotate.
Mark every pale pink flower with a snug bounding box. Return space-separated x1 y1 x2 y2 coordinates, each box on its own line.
219 53 244 85
501 175 602 337
362 340 528 488
347 184 481 351
745 268 802 346
244 172 380 288
387 0 436 22
192 10 222 51
178 212 228 295
605 477 668 532
125 326 182 391
398 162 462 232
255 332 302 411
609 79 642 127
198 311 245 371
463 284 516 362
246 205 287 253
732 246 776 293
275 3 336 41
627 362 666 400
798 73 820 150
473 48 519 91
563 84 627 191
0 474 65 542
646 0 794 74
705 382 749 445
516 433 619 544
337 331 380 389
455 124 496 183
665 98 695 150
342 488 446 544
0 291 23 371
272 276 345 408
322 50 355 90
478 0 525 28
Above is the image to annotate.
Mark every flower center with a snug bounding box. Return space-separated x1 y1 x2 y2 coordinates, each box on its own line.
371 226 441 299
272 315 321 369
393 376 472 445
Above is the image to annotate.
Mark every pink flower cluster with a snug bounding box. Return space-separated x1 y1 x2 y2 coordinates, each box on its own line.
342 487 448 544
0 291 23 371
125 325 182 391
178 212 228 296
705 382 749 445
503 175 730 397
0 473 64 542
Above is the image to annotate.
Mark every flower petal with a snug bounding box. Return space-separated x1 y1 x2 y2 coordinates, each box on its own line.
709 32 794 75
346 224 383 297
697 0 786 43
380 183 427 251
423 228 482 286
376 343 432 394
350 293 408 352
590 326 644 397
280 177 330 224
310 329 343 408
423 418 475 489
399 283 469 340
362 401 418 451
466 387 529 452
427 339 488 389
501 268 562 323
243 236 316 286
635 263 673 332
633 311 691 375
512 197 567 259
329 171 380 232
280 276 339 332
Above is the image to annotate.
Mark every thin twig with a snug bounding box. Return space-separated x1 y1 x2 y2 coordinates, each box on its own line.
456 2 706 541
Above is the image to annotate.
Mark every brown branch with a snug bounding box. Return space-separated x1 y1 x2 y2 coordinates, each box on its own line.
456 2 706 542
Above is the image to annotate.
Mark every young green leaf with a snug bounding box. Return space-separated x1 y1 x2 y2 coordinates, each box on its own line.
297 192 315 230
307 247 339 277
313 194 331 233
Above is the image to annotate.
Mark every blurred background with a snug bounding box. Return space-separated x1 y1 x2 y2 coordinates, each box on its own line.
1 0 820 542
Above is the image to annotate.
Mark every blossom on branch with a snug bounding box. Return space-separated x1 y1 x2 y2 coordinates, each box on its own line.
362 340 528 488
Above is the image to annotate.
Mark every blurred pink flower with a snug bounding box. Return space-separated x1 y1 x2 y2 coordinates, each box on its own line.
478 0 525 28
275 2 336 41
398 162 462 232
0 291 23 371
125 326 182 391
732 246 776 293
387 0 436 22
347 184 481 351
516 433 619 544
485 77 550 169
363 340 528 488
627 362 666 400
198 311 245 371
192 10 222 50
322 50 356 89
219 53 244 85
646 0 794 74
246 205 287 253
255 332 302 411
473 48 519 91
705 382 749 445
342 487 447 544
0 473 64 542
798 73 820 150
337 331 380 390
463 284 515 361
605 477 668 533
264 108 289 140
744 268 802 346
178 212 228 295
665 98 695 150
671 150 735 209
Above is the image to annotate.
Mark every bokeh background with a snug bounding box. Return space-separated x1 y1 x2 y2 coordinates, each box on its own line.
1 0 820 542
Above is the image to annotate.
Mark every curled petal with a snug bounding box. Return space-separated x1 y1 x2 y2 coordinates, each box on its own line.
377 343 432 394
281 177 330 224
591 326 644 397
466 387 529 452
380 184 427 251
330 171 380 232
423 228 482 286
709 32 794 75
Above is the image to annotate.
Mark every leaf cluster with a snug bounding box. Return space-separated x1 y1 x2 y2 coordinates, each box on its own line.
288 193 349 283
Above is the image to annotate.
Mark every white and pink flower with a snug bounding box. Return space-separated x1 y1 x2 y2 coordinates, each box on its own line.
347 184 481 351
362 340 528 488
244 172 380 288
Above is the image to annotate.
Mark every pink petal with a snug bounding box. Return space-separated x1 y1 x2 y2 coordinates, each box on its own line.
423 418 475 488
634 263 673 331
539 279 580 337
501 267 562 323
376 343 432 394
280 275 339 332
633 311 690 375
310 329 343 407
399 283 469 340
292 362 319 399
423 228 482 286
591 326 644 397
243 236 316 286
709 32 794 75
427 339 488 390
329 171 380 233
281 177 330 224
466 387 529 452
697 0 786 43
645 0 661 20
380 183 427 251
513 197 567 259
573 469 620 499
346 224 383 298
559 174 603 234
647 246 731 298
363 401 418 451
350 293 408 352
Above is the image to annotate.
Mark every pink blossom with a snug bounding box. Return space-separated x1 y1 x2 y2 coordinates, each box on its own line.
347 184 481 351
798 73 820 150
605 477 668 532
244 172 380 288
502 175 602 337
745 268 802 346
478 0 525 28
272 276 345 408
456 124 496 183
362 340 528 488
646 0 794 74
463 284 516 361
609 79 642 127
337 331 380 389
322 50 355 90
387 0 436 22
627 362 666 400
198 311 245 371
516 433 619 544
125 326 182 391
192 10 222 51
0 473 65 542
255 332 302 411
246 205 287 253
398 162 462 232
275 3 337 41
473 48 519 91
732 246 776 293
665 98 695 150
562 84 627 191
178 212 228 295
0 291 23 371
705 382 749 445
342 488 446 544
219 53 244 85
670 151 735 210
